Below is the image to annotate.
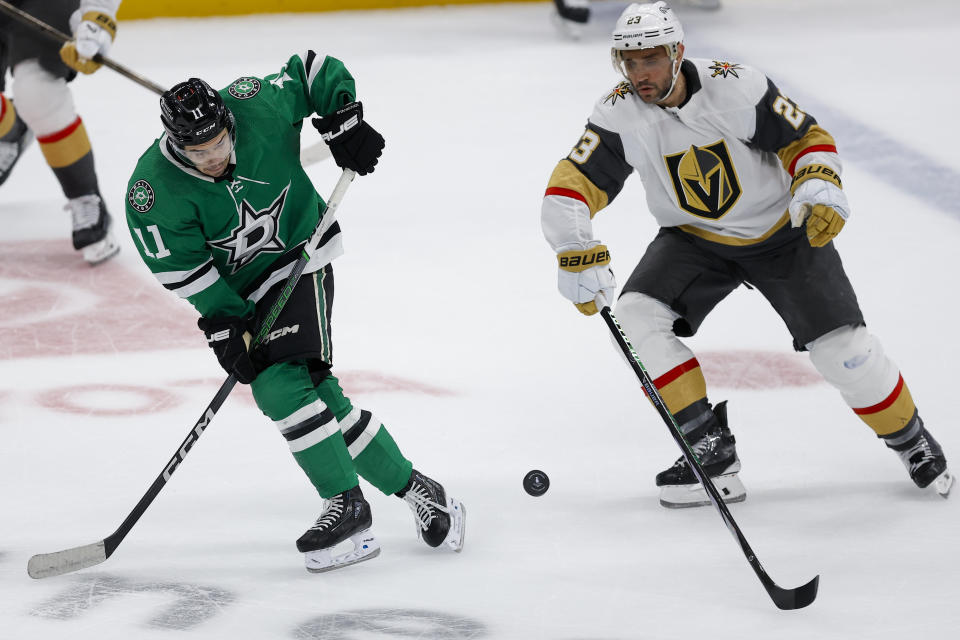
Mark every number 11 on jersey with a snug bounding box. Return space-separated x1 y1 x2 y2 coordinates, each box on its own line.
132 225 171 259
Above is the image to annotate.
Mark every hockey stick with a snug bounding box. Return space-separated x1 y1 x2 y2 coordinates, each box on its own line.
0 0 166 95
27 169 357 579
597 294 819 610
0 0 333 165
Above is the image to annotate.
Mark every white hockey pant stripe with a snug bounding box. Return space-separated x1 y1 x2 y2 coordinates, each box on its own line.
340 407 382 459
278 399 341 453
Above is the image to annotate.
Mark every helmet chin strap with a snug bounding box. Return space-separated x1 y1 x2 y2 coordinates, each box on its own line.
655 56 683 105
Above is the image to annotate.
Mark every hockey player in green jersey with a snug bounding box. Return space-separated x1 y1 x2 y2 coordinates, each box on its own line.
124 52 465 573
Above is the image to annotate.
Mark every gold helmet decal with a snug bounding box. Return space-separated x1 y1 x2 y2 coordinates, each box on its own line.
664 140 742 219
604 81 633 106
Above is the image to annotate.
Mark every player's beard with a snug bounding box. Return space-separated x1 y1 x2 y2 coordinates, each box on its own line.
633 79 671 104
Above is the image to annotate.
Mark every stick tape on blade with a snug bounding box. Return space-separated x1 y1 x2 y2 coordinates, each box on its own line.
27 541 107 579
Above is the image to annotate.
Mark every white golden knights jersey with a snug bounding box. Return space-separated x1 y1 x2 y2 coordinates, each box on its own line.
541 58 842 251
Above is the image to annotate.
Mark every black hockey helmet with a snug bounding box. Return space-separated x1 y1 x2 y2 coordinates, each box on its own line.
160 78 233 147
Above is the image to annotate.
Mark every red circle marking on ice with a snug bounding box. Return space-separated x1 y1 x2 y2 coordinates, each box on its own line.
698 350 823 389
37 384 180 416
0 240 200 360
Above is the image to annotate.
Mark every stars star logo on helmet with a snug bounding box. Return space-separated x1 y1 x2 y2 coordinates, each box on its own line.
709 61 742 79
210 184 290 273
228 77 261 99
604 81 634 106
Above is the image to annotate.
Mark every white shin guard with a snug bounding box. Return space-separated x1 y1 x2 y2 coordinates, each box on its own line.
11 61 79 137
613 293 695 379
806 325 901 409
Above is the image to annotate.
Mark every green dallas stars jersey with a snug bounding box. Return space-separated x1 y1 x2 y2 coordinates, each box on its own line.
125 51 355 319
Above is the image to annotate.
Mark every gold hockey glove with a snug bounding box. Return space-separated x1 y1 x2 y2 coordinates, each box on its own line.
557 244 615 316
804 205 846 248
60 11 117 74
788 165 850 248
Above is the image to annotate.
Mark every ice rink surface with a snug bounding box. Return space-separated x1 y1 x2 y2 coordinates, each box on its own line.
2 0 959 637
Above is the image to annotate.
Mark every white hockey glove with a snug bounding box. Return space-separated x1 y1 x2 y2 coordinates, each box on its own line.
60 10 117 74
788 164 849 248
557 244 616 316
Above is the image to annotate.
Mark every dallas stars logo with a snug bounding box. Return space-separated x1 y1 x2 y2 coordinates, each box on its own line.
128 179 155 213
228 77 261 99
709 61 742 78
604 81 634 106
210 185 290 273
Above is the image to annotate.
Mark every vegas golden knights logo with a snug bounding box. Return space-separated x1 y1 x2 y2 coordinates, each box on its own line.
664 140 742 219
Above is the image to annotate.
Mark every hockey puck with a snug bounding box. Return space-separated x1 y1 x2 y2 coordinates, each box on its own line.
523 470 550 496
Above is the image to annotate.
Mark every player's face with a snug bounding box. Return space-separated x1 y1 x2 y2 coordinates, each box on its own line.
619 47 676 103
183 128 233 177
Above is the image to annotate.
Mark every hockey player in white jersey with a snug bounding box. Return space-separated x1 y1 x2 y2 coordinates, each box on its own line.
541 1 953 507
0 0 121 264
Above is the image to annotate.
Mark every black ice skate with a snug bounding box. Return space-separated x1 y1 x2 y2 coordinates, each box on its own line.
66 194 120 265
885 422 954 498
0 115 33 187
296 485 380 573
655 401 746 508
396 469 465 552
551 0 590 40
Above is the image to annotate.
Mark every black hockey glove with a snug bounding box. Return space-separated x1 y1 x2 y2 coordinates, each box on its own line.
197 315 259 384
312 102 384 176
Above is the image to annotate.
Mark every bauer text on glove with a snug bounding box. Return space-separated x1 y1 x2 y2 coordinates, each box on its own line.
788 164 849 248
312 102 385 176
557 244 616 316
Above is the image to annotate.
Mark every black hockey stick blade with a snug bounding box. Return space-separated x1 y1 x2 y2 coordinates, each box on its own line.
598 302 820 610
765 574 819 610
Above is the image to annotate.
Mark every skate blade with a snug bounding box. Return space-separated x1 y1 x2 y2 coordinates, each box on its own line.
934 469 955 499
304 531 380 573
659 473 746 509
442 497 466 553
82 233 121 265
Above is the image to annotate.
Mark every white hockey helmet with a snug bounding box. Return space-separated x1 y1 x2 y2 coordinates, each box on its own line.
611 2 684 63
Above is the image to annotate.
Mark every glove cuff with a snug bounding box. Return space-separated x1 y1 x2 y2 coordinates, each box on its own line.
790 163 841 195
315 101 364 142
558 244 611 272
197 315 250 336
82 11 117 39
